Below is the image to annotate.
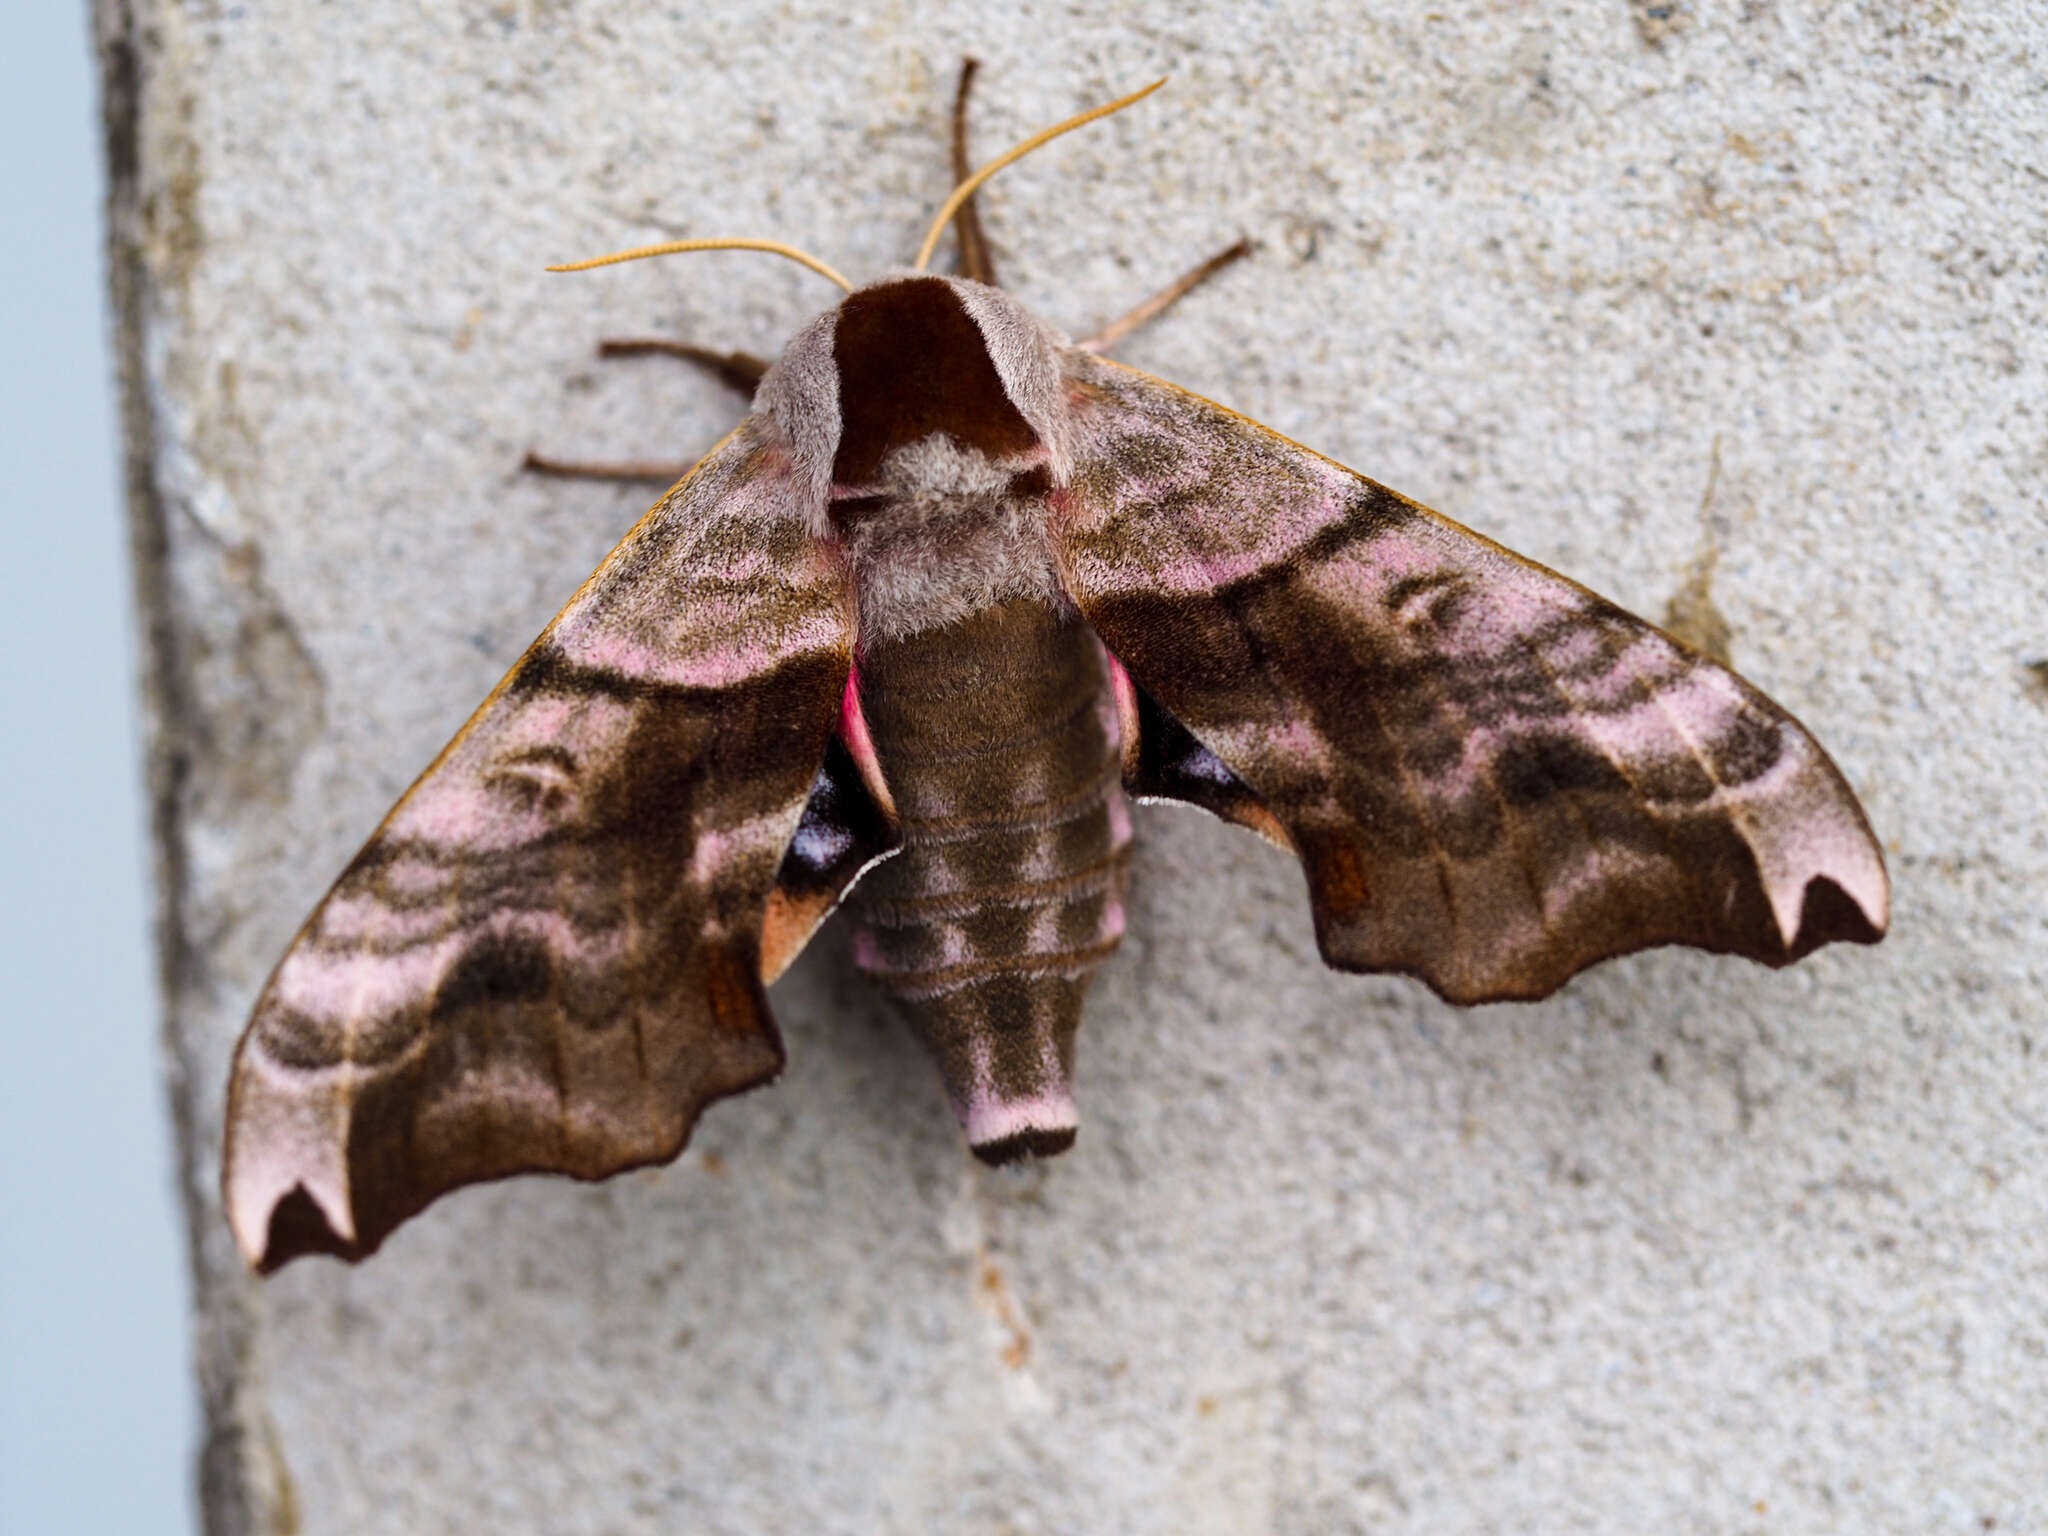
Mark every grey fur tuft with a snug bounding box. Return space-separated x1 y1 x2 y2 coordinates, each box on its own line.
757 275 1079 639
754 310 840 530
951 279 1076 480
842 436 1064 641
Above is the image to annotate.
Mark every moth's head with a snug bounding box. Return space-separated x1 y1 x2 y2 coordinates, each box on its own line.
546 78 1167 515
757 274 1066 503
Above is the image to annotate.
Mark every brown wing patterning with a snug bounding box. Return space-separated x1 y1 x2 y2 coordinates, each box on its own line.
1051 352 1888 1004
224 418 854 1270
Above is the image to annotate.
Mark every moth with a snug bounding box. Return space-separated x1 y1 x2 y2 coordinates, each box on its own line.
224 68 1888 1272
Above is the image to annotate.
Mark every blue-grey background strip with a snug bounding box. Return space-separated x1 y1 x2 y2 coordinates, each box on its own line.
0 7 197 1534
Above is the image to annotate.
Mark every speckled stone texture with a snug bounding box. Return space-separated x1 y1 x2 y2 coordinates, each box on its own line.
102 2 2045 1532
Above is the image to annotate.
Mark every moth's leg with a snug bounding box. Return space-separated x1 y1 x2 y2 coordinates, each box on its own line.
520 341 763 483
522 451 695 484
950 57 998 287
594 340 769 398
1076 239 1252 353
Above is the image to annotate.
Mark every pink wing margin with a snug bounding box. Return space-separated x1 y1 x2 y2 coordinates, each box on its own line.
223 417 855 1271
1048 352 1888 1004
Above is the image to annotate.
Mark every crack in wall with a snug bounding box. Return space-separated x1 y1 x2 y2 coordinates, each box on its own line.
94 2 321 1531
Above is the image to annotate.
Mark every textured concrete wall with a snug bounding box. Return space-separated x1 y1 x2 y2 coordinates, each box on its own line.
103 2 2046 1531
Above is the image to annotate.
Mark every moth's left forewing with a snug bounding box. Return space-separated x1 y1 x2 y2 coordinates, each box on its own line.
225 418 857 1270
1048 352 1888 1003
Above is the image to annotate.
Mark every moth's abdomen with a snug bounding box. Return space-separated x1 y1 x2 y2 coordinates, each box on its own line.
847 598 1130 1163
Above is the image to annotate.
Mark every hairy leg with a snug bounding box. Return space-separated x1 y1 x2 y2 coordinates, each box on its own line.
521 342 763 483
521 451 693 483
1077 239 1252 353
594 340 768 395
951 57 998 286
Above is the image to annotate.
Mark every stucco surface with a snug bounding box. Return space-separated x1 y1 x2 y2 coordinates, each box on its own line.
102 2 2046 1532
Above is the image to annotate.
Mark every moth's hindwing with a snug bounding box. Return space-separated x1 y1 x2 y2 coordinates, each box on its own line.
223 418 856 1271
1104 654 1292 851
1052 353 1889 1004
760 713 902 984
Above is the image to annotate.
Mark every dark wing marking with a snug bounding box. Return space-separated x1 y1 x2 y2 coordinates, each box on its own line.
1102 648 1292 851
759 662 901 982
224 417 855 1270
1049 353 1889 1004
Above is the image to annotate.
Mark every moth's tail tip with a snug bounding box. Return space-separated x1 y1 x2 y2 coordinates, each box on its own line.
962 1086 1079 1166
971 1125 1078 1166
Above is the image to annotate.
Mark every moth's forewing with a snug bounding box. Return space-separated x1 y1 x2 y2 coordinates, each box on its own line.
1050 353 1888 1004
224 420 855 1271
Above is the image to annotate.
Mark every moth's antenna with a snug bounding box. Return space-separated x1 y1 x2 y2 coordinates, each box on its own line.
912 77 1168 273
548 237 854 293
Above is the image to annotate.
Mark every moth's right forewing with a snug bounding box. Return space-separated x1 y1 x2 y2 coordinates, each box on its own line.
1050 354 1888 1005
224 418 855 1271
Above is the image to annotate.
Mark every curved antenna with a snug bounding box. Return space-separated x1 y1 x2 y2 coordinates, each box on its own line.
913 77 1167 273
547 237 854 293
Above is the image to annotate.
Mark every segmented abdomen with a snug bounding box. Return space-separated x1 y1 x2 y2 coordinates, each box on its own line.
847 597 1130 1162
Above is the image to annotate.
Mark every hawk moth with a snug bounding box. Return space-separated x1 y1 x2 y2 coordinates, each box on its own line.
224 69 1888 1273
